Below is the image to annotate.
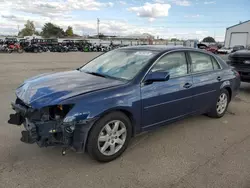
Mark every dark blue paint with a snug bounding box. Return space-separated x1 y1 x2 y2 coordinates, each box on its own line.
141 75 193 128
144 71 170 82
16 70 125 109
15 47 240 138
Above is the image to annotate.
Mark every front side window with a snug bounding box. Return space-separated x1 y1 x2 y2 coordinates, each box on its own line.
80 49 156 80
189 52 213 73
151 52 188 78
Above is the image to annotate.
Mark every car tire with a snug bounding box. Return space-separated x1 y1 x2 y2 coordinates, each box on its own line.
207 89 229 118
34 48 38 53
87 112 132 162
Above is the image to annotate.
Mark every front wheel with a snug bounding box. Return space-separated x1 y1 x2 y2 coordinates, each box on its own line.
207 89 229 118
87 112 132 162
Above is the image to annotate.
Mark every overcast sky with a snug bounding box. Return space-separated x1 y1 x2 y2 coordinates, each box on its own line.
0 0 249 41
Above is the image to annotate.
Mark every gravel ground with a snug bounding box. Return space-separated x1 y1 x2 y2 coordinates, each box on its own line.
0 52 250 188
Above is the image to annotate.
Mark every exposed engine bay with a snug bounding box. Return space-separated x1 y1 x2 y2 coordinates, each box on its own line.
8 98 87 155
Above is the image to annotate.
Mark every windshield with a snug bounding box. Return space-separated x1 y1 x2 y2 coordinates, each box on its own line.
80 49 156 80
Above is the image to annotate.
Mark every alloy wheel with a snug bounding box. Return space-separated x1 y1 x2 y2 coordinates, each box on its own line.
216 93 228 114
97 120 127 156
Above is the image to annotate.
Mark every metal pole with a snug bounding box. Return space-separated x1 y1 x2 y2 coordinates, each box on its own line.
97 18 100 38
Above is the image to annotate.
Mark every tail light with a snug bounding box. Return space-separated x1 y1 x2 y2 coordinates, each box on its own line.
232 68 240 77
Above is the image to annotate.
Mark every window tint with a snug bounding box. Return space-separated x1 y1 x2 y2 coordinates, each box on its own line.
151 52 188 78
189 52 213 73
211 57 221 70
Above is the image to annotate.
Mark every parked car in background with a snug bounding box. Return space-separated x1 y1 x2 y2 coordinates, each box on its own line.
217 47 233 54
24 44 43 53
5 37 18 45
232 45 245 53
8 46 240 162
206 45 218 54
228 50 250 82
19 39 30 48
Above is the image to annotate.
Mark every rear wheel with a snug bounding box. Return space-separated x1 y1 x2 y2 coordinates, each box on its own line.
87 112 132 162
207 89 229 118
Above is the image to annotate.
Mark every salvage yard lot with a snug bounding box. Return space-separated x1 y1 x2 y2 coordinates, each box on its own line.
0 52 250 188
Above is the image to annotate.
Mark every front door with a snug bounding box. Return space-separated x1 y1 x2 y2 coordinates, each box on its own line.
141 51 193 129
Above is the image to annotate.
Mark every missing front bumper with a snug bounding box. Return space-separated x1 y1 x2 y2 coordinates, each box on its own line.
8 113 24 125
20 130 36 144
8 100 93 153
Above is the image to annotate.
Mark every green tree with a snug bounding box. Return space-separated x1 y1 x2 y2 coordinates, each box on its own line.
18 20 36 37
98 33 106 39
41 23 65 38
202 36 215 43
170 38 180 42
34 31 40 36
65 26 73 36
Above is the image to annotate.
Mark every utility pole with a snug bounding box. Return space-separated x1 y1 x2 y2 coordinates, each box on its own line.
214 30 216 42
97 18 100 38
17 25 20 36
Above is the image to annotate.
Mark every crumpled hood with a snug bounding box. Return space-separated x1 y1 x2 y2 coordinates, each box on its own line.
16 70 125 109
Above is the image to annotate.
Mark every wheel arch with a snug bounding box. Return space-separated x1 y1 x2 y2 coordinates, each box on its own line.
223 86 232 102
93 108 136 136
83 107 136 152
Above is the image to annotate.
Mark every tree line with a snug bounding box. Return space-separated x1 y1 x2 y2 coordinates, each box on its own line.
18 20 217 43
18 20 76 38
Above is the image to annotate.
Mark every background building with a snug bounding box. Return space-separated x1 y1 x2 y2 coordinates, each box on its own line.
224 20 250 48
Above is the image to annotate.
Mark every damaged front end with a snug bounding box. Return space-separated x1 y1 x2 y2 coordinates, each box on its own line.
8 98 91 155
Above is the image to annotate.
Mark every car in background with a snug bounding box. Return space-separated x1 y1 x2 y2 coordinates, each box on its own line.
228 50 250 82
217 47 233 54
206 45 218 54
0 39 4 45
8 46 240 162
19 39 30 48
5 37 18 45
24 44 44 53
232 45 245 53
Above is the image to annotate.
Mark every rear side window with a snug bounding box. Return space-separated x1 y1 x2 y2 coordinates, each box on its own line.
211 57 221 70
189 52 214 73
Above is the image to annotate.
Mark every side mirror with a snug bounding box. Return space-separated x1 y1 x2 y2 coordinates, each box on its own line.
144 71 170 83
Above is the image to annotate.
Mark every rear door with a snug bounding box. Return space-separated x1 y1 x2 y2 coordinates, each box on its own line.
188 51 223 112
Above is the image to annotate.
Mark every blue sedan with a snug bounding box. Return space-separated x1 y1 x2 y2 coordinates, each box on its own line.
8 46 240 162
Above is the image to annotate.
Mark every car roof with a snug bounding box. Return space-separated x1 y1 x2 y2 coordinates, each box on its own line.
119 45 191 52
119 45 211 54
119 45 228 68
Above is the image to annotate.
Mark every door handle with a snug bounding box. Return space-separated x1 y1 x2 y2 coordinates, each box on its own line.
183 83 192 89
217 76 222 81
